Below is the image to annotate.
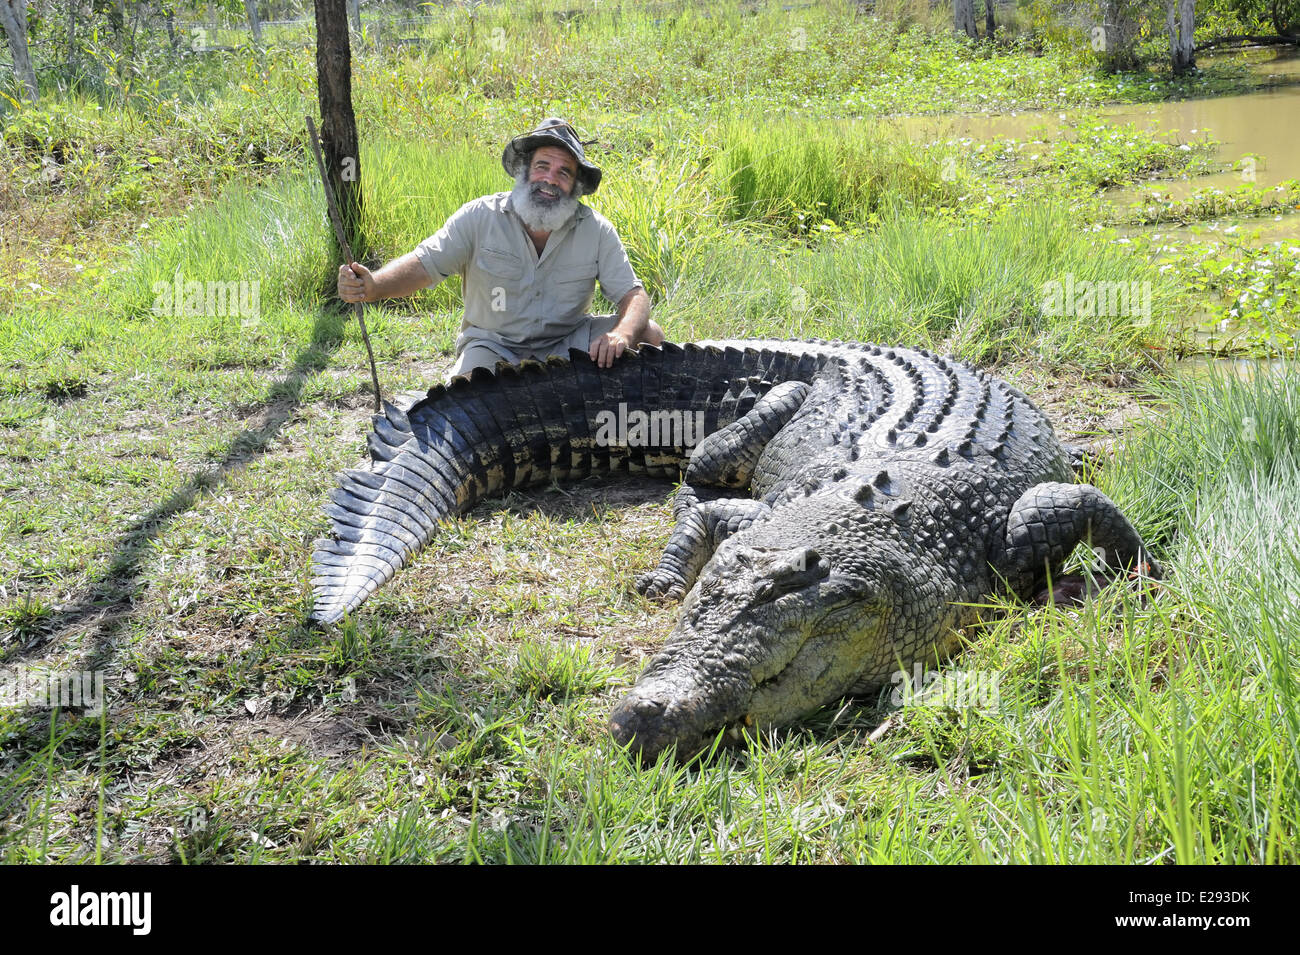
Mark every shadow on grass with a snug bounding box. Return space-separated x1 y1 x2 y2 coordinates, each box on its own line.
5 307 348 674
0 307 359 842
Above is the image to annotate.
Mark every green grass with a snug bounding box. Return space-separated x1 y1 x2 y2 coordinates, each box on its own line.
2 0 1299 864
496 637 620 702
710 119 957 231
661 206 1177 369
1098 359 1300 542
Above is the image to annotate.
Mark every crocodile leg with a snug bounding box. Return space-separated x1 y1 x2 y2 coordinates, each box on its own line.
682 380 810 490
637 498 771 599
669 379 811 524
996 482 1161 600
638 381 810 599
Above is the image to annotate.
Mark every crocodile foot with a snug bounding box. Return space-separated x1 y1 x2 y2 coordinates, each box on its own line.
1033 562 1162 607
636 570 687 600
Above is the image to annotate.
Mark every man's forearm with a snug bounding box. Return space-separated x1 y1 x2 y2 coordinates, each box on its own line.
366 252 434 301
612 288 651 339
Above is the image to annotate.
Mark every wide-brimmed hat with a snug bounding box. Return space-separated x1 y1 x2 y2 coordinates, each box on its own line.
502 118 602 195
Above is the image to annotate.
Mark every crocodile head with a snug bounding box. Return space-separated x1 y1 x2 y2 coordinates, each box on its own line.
611 495 922 760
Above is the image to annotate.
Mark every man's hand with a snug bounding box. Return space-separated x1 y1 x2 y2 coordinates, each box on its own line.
589 288 653 368
338 253 434 304
590 328 632 369
338 261 374 303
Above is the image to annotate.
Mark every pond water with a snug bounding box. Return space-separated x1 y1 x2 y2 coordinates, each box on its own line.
886 50 1300 241
1106 53 1300 199
1171 354 1294 379
1126 214 1300 245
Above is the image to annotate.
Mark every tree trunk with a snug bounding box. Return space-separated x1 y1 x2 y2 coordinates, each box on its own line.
1097 0 1141 72
163 3 178 52
1166 0 1196 74
1271 0 1299 35
0 0 39 102
954 0 976 38
984 0 995 39
66 0 79 79
244 0 263 43
314 0 365 259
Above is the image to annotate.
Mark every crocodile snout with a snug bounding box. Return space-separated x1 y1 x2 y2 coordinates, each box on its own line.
609 692 676 761
609 686 722 762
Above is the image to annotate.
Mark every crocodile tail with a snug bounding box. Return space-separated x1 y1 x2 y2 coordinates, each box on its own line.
309 342 793 624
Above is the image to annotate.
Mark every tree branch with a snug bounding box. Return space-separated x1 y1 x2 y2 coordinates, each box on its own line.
1193 33 1300 53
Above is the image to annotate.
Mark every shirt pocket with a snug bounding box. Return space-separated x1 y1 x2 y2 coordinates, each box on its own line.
473 246 526 315
475 247 525 283
550 261 599 316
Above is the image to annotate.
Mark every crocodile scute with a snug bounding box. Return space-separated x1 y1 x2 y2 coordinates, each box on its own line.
310 340 1157 760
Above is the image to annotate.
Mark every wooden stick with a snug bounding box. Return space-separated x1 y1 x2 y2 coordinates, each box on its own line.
305 115 383 414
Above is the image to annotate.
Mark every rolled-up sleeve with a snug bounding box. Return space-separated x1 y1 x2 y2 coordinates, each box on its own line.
413 201 477 285
594 216 642 306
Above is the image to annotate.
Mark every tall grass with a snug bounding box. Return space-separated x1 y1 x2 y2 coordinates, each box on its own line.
1042 363 1300 862
92 130 1173 374
664 206 1175 369
587 151 722 301
1098 363 1300 547
108 137 504 317
710 119 956 231
362 136 506 273
114 162 331 316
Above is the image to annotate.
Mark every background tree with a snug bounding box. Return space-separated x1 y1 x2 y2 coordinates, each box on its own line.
1227 0 1300 33
1095 0 1143 71
1166 0 1196 72
314 0 364 259
1267 0 1300 31
954 0 977 37
1198 0 1300 47
1 0 40 102
244 0 262 44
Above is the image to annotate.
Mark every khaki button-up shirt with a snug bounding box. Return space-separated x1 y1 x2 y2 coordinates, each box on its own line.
413 192 642 355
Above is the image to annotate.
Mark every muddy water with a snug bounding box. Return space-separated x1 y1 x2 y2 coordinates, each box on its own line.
887 51 1300 233
1128 214 1300 245
1171 355 1294 379
1106 54 1300 199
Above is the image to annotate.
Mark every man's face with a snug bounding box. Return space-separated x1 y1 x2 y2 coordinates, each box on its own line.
527 145 580 203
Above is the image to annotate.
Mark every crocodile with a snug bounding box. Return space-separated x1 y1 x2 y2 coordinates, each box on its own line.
311 340 1157 760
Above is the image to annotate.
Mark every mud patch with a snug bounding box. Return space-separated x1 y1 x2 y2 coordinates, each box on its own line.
235 709 374 759
1003 365 1148 457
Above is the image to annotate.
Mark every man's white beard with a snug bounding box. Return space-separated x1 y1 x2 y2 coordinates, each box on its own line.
511 171 580 233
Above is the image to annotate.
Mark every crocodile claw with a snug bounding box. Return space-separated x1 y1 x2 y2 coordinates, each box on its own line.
636 570 686 601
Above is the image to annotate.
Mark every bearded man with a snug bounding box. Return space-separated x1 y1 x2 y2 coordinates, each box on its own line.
337 118 664 375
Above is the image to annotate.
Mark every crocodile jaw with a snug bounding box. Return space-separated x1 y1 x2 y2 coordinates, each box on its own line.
609 672 745 763
611 541 888 761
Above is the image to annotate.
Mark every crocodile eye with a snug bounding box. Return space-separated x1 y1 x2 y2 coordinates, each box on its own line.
754 548 830 604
